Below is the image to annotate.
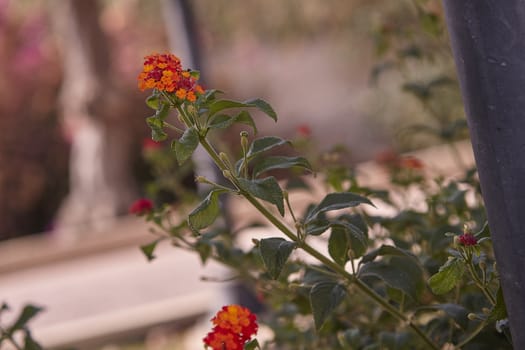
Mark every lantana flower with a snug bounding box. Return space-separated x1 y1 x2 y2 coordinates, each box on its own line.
137 53 204 103
204 304 258 350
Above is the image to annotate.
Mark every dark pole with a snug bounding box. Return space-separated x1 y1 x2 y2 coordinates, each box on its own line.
442 0 525 347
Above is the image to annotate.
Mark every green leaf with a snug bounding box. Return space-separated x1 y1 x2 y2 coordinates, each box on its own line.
146 116 167 141
155 102 170 120
303 265 339 285
234 111 257 134
10 305 44 332
428 257 465 295
238 177 285 216
360 256 424 301
172 126 199 165
488 287 508 322
259 237 296 279
310 282 347 330
140 239 160 262
188 189 226 231
244 98 278 121
305 218 331 236
208 114 235 129
146 94 160 109
195 241 212 264
246 136 290 158
252 156 312 178
244 339 260 350
208 99 249 116
328 226 350 267
207 111 257 135
305 192 374 223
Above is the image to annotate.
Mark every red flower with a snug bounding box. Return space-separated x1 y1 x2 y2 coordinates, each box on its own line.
203 304 258 350
129 198 153 215
458 232 478 246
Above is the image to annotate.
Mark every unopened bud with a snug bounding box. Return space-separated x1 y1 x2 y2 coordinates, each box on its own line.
222 170 232 179
240 132 249 151
219 152 229 164
467 313 478 321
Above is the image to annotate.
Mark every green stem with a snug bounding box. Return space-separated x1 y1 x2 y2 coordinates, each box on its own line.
196 132 439 350
466 263 496 306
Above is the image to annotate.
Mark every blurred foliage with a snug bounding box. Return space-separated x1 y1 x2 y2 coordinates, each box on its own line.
0 0 68 239
367 0 468 151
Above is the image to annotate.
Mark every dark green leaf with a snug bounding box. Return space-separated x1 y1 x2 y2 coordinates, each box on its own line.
238 177 285 215
420 303 469 329
23 331 43 350
428 257 465 295
140 240 160 262
360 245 416 264
334 220 367 258
208 114 235 129
195 241 212 264
305 192 374 223
252 156 312 178
303 265 338 285
310 282 347 330
172 126 199 165
244 338 260 350
360 256 424 300
10 305 44 332
305 218 331 236
234 111 257 134
246 136 290 158
146 116 167 141
208 99 249 116
328 227 350 267
329 221 367 264
259 237 296 279
188 189 227 231
155 102 170 120
244 98 278 121
208 111 257 135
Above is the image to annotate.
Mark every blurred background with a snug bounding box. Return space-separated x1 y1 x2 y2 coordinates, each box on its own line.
0 0 466 348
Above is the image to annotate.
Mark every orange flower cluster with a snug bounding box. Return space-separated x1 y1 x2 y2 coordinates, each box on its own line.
137 53 204 102
203 304 258 350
